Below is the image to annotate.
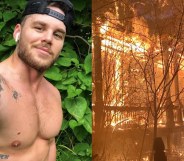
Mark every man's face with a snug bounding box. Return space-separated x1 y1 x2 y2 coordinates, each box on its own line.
15 6 66 72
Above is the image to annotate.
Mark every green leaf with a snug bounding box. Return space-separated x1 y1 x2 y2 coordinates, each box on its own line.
85 107 91 114
62 42 73 50
0 22 5 31
4 0 19 7
57 57 71 67
0 44 9 53
55 82 68 90
69 119 84 130
56 149 78 161
78 72 92 88
62 77 77 85
44 66 62 81
5 0 26 10
62 46 78 59
69 120 78 129
82 114 92 134
74 159 81 161
68 69 78 78
3 11 17 22
75 16 83 25
72 1 86 12
18 1 26 9
69 119 78 129
3 39 16 47
64 97 87 121
88 37 92 43
80 84 86 90
0 12 2 19
86 145 92 157
84 54 92 74
67 85 82 98
71 58 79 66
60 71 68 79
73 126 88 142
74 143 89 154
61 119 69 130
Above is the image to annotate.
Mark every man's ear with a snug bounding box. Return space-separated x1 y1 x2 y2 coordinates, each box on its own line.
13 24 21 42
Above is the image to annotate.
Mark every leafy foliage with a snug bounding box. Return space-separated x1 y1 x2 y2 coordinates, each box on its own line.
0 0 92 160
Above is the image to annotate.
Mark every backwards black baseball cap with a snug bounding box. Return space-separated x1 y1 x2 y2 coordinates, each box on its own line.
22 0 74 32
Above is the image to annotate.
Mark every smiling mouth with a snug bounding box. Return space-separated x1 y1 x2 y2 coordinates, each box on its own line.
36 47 51 56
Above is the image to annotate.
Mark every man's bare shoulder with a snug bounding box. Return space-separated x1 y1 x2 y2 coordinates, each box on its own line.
0 65 9 92
0 58 9 69
42 78 61 102
0 62 7 74
0 60 11 80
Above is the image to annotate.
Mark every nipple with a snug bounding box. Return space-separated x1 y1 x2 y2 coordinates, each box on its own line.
11 140 21 148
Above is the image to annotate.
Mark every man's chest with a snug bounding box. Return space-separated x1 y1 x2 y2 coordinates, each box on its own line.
0 89 62 147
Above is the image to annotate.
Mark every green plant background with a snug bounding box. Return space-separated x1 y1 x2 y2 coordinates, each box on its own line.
0 0 92 160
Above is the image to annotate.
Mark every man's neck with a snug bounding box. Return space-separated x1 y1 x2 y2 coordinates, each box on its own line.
6 52 45 92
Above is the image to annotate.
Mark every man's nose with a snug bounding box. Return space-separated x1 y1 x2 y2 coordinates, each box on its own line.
42 31 53 43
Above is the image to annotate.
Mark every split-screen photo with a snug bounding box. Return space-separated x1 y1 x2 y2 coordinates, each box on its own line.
0 0 184 161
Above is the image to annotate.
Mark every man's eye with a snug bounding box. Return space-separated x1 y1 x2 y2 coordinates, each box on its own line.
54 33 63 39
34 26 43 31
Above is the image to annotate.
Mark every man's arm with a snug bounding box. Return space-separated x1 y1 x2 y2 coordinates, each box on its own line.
48 138 56 161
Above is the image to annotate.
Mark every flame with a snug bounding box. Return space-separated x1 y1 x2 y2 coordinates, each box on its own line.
101 35 150 54
100 23 109 34
99 10 184 128
143 156 149 161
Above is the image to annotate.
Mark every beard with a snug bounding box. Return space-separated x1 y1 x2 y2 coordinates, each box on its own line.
17 39 59 73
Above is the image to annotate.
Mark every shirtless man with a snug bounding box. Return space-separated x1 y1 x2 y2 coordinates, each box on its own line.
0 0 74 160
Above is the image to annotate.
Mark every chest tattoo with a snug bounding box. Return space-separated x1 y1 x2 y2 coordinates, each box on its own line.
0 84 3 92
12 90 20 100
0 79 4 92
0 75 21 100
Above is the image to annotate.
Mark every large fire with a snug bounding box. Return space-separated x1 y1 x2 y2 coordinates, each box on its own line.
100 18 184 128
